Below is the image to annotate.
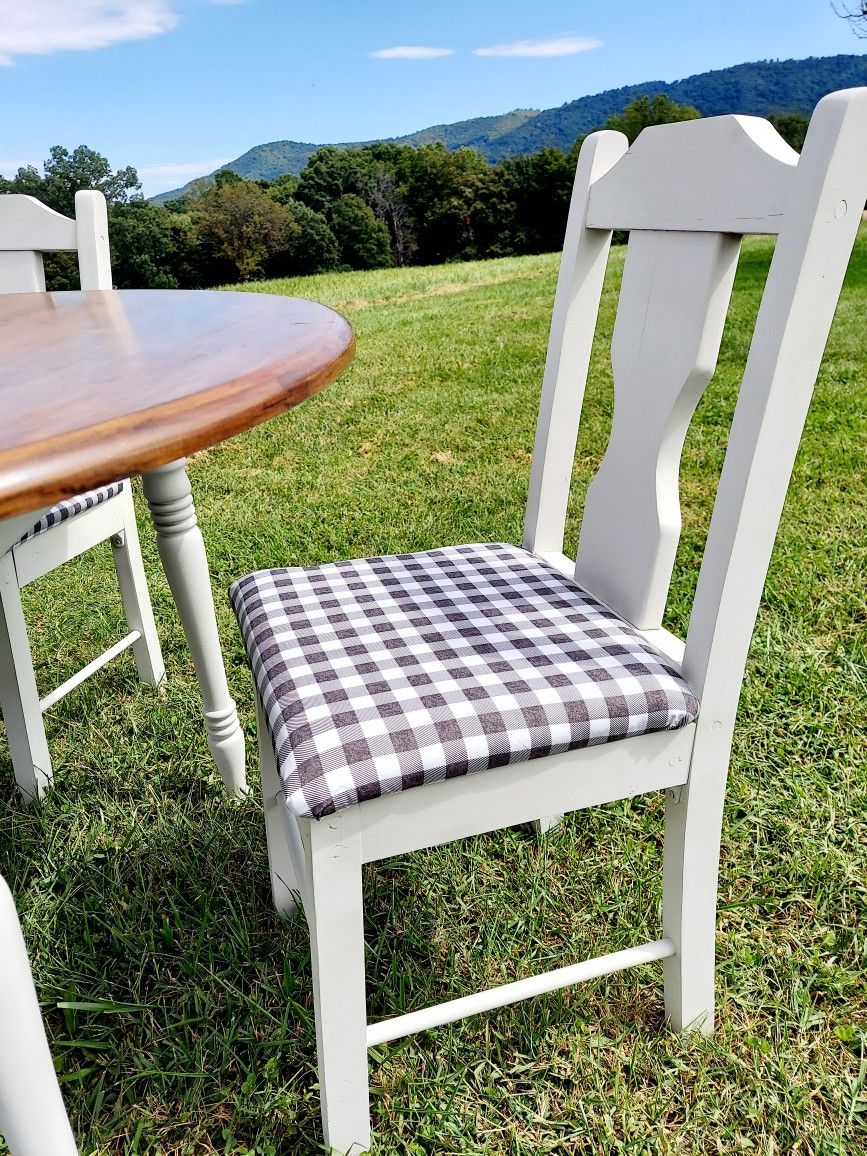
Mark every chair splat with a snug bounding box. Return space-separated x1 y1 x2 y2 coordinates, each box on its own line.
576 229 741 630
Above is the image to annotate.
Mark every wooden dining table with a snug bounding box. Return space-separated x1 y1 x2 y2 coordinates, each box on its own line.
0 288 355 793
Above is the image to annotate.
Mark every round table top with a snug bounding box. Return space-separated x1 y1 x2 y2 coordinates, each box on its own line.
0 289 355 519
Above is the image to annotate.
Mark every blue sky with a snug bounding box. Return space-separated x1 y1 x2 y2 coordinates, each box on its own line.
1 0 864 197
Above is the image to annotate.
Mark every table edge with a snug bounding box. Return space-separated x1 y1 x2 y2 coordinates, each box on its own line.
0 312 355 519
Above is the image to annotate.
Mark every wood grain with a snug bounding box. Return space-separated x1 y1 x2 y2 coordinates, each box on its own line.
0 289 354 518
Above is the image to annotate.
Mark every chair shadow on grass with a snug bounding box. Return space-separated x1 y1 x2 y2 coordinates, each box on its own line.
0 692 679 1153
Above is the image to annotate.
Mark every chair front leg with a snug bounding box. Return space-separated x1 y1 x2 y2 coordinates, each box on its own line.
0 553 52 800
0 875 78 1155
257 696 301 918
305 808 371 1155
662 755 728 1034
531 813 564 835
111 486 165 687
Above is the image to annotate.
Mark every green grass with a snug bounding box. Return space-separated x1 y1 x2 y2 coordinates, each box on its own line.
1 230 866 1154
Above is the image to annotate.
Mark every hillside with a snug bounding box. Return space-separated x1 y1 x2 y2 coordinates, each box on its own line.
153 53 866 201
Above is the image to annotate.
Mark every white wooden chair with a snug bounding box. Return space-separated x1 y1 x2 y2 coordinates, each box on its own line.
0 191 165 800
0 873 78 1155
229 89 867 1154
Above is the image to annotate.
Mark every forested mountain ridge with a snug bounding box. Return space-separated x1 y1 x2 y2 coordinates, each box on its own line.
184 109 542 191
152 53 866 202
486 53 867 159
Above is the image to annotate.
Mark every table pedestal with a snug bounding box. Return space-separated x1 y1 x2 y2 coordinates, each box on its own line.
142 460 247 796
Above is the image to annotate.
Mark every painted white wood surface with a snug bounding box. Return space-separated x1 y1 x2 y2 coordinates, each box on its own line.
305 808 370 1156
0 193 110 291
523 129 628 558
356 723 693 864
0 190 165 797
251 89 867 1152
575 230 740 629
0 195 78 253
663 88 867 1033
367 938 676 1047
109 487 166 686
142 460 247 796
0 252 45 293
257 697 302 918
0 552 53 798
73 190 112 290
585 114 798 233
0 874 78 1155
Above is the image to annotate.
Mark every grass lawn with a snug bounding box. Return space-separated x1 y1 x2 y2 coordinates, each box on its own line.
1 229 865 1155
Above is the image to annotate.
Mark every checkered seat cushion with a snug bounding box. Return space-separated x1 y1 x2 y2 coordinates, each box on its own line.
16 482 125 545
230 542 700 820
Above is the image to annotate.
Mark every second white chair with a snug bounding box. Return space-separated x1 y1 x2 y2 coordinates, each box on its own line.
230 88 867 1154
0 191 165 800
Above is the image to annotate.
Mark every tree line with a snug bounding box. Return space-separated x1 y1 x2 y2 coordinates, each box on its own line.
1 97 810 290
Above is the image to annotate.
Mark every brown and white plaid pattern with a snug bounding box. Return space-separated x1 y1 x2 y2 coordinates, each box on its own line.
230 542 700 820
17 482 125 545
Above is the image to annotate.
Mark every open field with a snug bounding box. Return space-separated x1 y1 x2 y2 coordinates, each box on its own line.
1 229 865 1154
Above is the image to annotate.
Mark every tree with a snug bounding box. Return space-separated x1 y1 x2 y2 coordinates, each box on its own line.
18 145 140 216
0 165 43 200
364 163 413 266
267 172 300 205
214 168 243 188
605 94 701 143
278 201 339 275
296 147 372 216
834 1 867 36
329 194 392 269
108 201 180 288
768 113 809 152
192 180 299 282
393 144 487 264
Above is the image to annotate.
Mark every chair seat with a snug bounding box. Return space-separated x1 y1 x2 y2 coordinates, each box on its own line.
16 482 125 545
230 542 700 819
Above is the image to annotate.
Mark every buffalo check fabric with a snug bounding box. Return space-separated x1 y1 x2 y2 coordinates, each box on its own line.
230 542 700 820
17 482 125 545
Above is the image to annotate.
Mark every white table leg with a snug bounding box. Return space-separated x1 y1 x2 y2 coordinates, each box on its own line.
142 460 247 796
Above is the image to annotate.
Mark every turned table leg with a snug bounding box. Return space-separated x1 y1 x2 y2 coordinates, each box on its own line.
142 459 247 796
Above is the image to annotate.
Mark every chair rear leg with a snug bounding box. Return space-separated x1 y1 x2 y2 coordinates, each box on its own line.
662 767 728 1034
0 875 78 1155
0 554 52 800
531 814 563 835
111 488 165 687
306 808 371 1155
256 696 301 918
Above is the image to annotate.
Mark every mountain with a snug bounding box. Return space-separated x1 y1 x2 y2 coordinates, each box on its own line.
152 54 867 202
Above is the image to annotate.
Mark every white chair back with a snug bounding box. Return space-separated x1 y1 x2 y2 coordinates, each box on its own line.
524 88 867 751
0 191 112 293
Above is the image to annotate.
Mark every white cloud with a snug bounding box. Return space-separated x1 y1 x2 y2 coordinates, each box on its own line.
136 157 233 197
0 0 244 64
369 45 453 60
473 36 602 58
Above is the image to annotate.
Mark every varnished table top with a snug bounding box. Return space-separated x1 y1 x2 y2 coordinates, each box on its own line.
0 289 355 519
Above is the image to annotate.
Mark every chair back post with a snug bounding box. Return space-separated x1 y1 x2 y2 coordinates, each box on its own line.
522 129 627 558
73 190 112 290
684 88 867 733
0 191 112 293
526 89 867 724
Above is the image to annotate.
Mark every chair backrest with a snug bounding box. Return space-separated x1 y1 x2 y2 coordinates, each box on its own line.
0 190 112 293
524 88 867 731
